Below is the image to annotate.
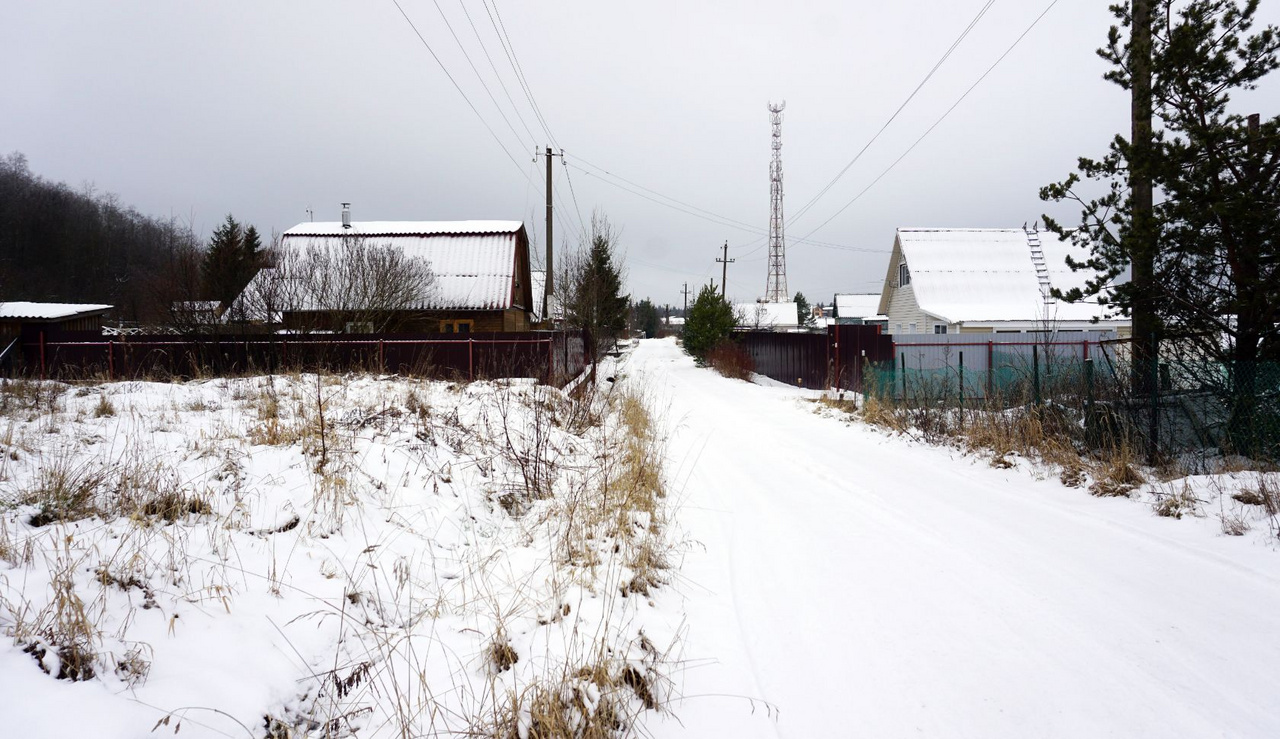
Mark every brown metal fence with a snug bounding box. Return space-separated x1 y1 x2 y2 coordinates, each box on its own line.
10 330 588 387
736 325 893 391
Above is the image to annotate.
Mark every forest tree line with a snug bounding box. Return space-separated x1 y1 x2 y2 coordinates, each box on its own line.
0 152 260 325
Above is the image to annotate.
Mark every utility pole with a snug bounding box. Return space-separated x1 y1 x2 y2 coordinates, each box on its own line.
1129 0 1158 460
716 241 735 299
681 282 691 315
540 146 563 324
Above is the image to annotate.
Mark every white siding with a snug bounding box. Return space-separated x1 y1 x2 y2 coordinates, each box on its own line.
885 248 932 334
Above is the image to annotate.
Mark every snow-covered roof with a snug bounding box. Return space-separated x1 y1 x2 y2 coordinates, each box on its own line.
284 221 523 237
279 221 527 311
834 293 882 320
0 302 112 320
736 302 799 329
879 228 1120 325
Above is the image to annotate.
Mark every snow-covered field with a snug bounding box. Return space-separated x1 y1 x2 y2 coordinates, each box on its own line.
630 338 1280 738
0 370 675 737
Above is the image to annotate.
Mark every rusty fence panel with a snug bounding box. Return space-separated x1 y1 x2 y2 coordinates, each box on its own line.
14 330 589 387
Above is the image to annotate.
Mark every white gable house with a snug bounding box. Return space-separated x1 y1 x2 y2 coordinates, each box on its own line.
877 228 1130 336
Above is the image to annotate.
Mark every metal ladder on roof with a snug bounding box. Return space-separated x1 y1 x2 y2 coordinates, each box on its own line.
1025 225 1055 304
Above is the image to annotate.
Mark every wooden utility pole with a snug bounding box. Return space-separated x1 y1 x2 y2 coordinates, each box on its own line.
716 241 735 299
681 282 690 315
544 147 554 323
1129 0 1158 459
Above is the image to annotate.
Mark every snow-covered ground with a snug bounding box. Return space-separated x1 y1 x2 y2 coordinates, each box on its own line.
4 339 1279 738
627 337 1280 738
0 372 674 737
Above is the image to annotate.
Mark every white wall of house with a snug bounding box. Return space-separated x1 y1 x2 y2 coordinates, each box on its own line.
883 243 935 334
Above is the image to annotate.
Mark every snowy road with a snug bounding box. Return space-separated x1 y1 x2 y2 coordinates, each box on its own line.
632 338 1280 738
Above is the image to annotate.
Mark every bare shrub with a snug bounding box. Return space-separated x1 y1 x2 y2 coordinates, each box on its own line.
706 341 755 381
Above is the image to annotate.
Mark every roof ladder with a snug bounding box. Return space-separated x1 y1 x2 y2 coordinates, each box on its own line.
1025 226 1055 304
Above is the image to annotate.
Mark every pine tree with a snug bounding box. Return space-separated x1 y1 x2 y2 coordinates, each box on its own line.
1041 0 1280 453
683 283 736 362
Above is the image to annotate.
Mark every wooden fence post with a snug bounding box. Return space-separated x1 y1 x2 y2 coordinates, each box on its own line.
39 331 46 380
468 338 474 382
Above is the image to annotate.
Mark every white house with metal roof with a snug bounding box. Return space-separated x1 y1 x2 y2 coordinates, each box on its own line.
234 218 535 333
877 227 1130 335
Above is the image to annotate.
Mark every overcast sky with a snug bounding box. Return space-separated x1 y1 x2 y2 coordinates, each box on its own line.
4 1 1279 308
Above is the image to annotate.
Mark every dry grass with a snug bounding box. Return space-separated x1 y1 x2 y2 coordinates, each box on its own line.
22 455 112 526
1152 482 1200 518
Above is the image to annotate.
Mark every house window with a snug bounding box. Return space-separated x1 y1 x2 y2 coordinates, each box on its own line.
899 261 911 287
896 323 902 334
344 321 374 334
909 322 917 334
934 324 948 334
440 319 474 334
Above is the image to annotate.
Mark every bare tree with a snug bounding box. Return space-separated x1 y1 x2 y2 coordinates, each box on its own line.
267 235 437 333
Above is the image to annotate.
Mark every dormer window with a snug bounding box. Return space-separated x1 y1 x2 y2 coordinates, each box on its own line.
899 261 911 287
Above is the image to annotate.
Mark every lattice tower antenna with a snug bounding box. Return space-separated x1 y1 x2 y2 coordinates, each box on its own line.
766 101 789 303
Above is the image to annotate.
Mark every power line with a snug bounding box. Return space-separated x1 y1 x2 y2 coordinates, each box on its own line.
456 0 541 149
786 0 998 227
429 0 533 153
482 0 560 149
796 0 1061 242
561 159 590 240
566 161 886 253
389 0 533 184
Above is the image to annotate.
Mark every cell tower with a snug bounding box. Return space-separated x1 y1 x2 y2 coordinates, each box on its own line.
765 101 789 303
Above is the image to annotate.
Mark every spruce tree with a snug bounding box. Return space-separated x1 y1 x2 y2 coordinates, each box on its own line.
683 283 736 362
202 214 244 307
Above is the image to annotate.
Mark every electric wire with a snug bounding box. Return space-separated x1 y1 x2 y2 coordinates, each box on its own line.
429 0 534 153
389 0 534 185
482 0 560 149
456 0 541 150
796 0 1061 242
786 0 999 227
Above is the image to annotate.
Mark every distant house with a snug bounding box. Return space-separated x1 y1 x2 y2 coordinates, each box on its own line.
877 228 1130 335
735 302 799 332
832 293 888 330
233 219 535 333
170 300 224 327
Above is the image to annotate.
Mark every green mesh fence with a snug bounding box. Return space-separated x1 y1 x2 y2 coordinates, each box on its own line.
863 352 1280 464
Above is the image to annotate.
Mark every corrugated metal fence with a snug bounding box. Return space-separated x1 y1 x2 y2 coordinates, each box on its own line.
737 325 894 390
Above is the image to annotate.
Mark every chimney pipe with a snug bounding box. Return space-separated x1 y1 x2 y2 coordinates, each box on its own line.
341 202 351 229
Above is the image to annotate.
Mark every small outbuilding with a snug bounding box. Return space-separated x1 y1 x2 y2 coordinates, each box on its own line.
1 301 112 340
